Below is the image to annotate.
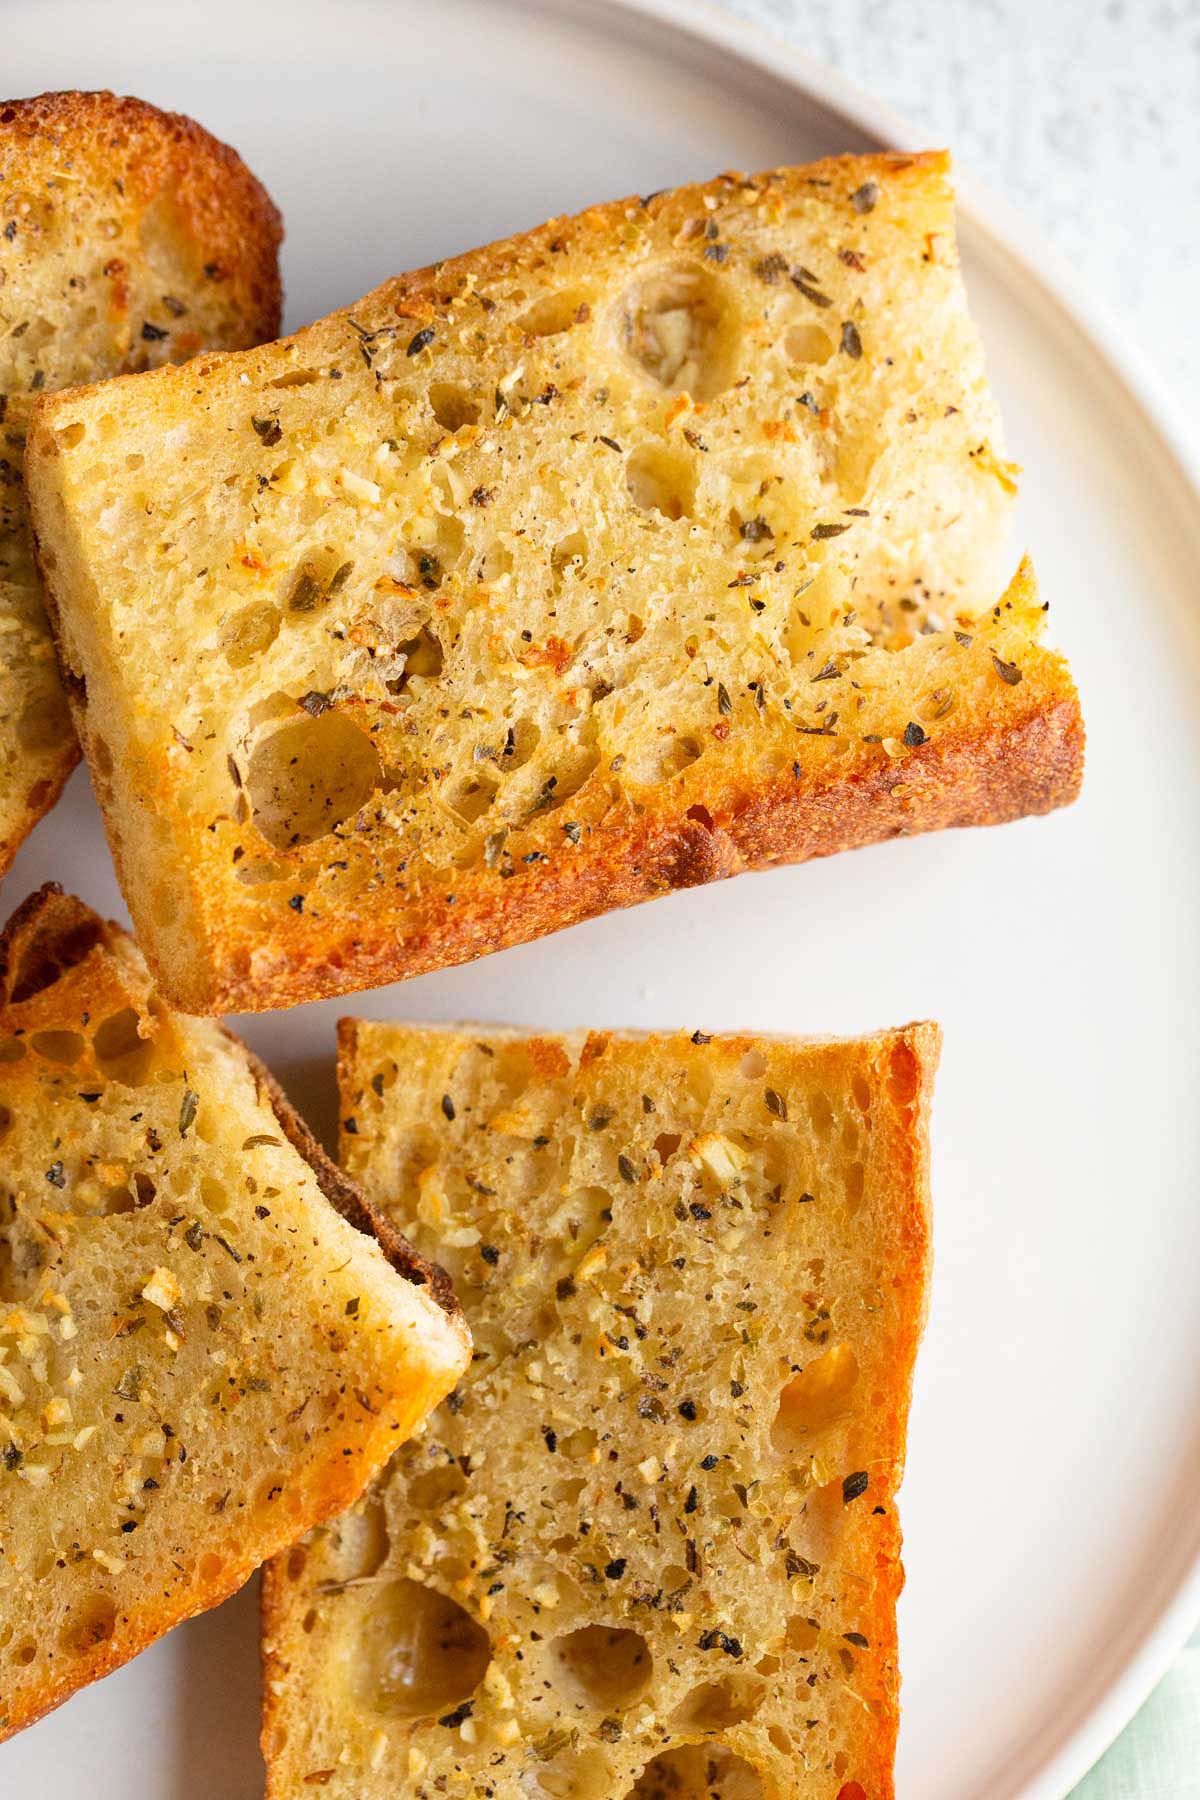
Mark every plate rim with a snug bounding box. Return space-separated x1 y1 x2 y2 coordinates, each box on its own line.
551 1 1200 1793
7 3 1200 1793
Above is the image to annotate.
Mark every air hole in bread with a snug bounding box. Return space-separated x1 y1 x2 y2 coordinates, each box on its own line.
199 1174 230 1215
559 1426 597 1458
30 1028 85 1065
626 444 696 520
551 531 588 577
810 1092 834 1137
621 266 737 399
0 1039 25 1063
340 1578 490 1719
548 1186 611 1255
17 689 72 754
247 709 383 850
475 541 512 583
408 1463 468 1512
92 1007 155 1085
628 1744 765 1799
13 1638 38 1666
739 1050 767 1079
783 322 834 366
520 290 590 341
268 367 321 389
445 774 498 825
333 1497 390 1578
100 1183 138 1214
549 1624 651 1711
669 1676 764 1731
844 1160 865 1210
501 717 540 770
851 1074 871 1113
630 733 701 786
654 1132 681 1164
426 510 465 572
529 1747 614 1799
198 1551 224 1583
834 430 880 508
55 420 86 450
389 626 445 694
772 1344 860 1450
429 382 481 433
60 1593 116 1658
0 1103 9 1140
527 741 599 815
220 600 281 669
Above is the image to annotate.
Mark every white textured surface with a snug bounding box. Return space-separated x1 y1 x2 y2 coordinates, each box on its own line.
725 0 1200 414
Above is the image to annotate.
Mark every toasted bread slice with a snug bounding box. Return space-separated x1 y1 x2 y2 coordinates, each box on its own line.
261 1019 937 1799
0 89 283 878
27 152 1080 1013
0 886 469 1742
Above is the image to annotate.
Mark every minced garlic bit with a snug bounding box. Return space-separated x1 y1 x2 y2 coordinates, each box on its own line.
141 1266 181 1312
688 1131 746 1185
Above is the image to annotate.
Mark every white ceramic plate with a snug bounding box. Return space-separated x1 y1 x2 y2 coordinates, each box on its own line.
5 2 1200 1795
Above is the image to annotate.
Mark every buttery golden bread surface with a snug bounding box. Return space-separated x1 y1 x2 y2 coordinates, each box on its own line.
27 151 1081 1014
261 1020 937 1799
0 886 468 1742
0 89 283 878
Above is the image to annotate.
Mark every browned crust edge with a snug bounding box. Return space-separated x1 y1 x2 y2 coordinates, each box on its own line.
239 1039 460 1321
198 678 1083 1015
0 884 460 1745
0 89 283 884
0 89 283 339
260 1020 939 1800
842 1020 939 1798
0 748 82 887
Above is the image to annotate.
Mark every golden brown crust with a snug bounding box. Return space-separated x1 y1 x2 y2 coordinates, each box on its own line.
190 649 1082 1015
0 90 282 881
241 1040 462 1321
0 752 80 885
0 90 282 340
0 884 469 1745
26 151 1079 1013
261 1020 937 1799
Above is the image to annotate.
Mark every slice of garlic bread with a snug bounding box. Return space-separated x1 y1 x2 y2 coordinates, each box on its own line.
0 886 468 1742
261 1019 937 1799
0 89 283 878
27 152 1080 1013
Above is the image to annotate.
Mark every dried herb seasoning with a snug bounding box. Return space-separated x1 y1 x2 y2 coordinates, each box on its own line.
178 1088 199 1138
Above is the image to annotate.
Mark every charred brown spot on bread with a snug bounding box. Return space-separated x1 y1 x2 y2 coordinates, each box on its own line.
0 883 104 1004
